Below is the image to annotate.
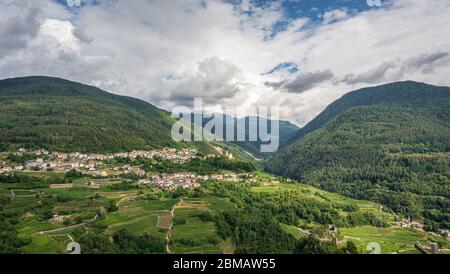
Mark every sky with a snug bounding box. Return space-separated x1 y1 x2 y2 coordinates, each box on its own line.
1 0 449 126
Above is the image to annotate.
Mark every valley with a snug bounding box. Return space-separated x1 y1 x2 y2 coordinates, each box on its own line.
0 77 449 255
0 147 448 254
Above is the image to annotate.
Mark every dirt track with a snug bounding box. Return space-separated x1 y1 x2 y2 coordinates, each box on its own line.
165 198 183 254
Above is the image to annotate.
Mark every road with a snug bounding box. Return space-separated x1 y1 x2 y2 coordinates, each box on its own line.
242 150 263 161
35 214 98 235
116 193 146 207
165 198 183 254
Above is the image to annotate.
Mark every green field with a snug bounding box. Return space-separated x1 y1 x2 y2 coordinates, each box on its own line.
339 226 450 254
250 182 450 254
251 183 393 220
1 170 448 254
170 198 233 254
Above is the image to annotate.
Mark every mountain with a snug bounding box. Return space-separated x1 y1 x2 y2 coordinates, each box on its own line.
191 114 299 158
284 81 450 146
232 117 299 158
0 76 183 153
265 81 450 230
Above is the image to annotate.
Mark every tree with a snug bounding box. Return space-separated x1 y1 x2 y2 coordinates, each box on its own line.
345 241 359 254
65 169 83 178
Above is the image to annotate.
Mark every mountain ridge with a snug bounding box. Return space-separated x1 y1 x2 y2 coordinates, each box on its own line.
283 80 450 147
265 81 450 230
0 76 296 160
0 76 182 153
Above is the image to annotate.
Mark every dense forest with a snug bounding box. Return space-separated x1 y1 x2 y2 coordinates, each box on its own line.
266 81 450 230
112 156 256 175
0 76 184 153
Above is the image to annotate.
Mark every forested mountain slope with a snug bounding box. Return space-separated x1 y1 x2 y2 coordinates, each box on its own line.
0 76 180 153
266 81 450 230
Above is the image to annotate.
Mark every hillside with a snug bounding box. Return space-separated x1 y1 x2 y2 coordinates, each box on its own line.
0 76 296 158
0 76 183 153
2 167 447 254
231 117 299 158
265 81 450 230
284 81 450 147
192 114 299 158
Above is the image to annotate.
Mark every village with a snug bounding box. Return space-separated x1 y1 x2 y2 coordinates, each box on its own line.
137 172 253 190
0 147 199 175
0 146 255 191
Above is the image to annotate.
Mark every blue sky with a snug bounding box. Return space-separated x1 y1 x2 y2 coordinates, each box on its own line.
57 0 384 19
247 0 382 17
256 0 385 38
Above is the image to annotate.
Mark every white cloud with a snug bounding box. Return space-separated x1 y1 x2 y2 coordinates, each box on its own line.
159 56 245 105
322 8 349 24
0 0 450 126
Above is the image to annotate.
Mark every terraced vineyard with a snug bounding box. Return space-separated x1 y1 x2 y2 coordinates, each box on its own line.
1 169 449 254
250 183 450 254
170 197 236 254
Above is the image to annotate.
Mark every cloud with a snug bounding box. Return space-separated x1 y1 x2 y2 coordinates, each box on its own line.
72 26 94 44
0 0 44 58
160 56 244 105
341 61 397 84
402 51 450 74
0 0 450 127
322 8 349 24
341 51 450 85
266 70 334 93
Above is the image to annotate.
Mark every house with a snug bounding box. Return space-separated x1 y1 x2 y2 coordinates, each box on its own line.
86 181 101 189
25 162 43 169
50 215 67 223
2 166 13 172
329 225 337 233
214 146 225 154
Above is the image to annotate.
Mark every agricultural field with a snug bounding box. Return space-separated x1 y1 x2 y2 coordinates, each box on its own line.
170 198 235 254
0 168 240 254
1 170 449 254
250 182 450 254
251 183 392 220
339 226 450 254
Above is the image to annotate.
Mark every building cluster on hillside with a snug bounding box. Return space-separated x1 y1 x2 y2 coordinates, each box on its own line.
0 164 23 173
397 218 425 232
439 229 450 241
138 172 202 190
0 148 199 175
0 148 258 191
138 172 249 190
213 146 234 159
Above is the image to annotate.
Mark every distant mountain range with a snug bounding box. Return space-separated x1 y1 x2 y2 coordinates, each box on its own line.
265 81 450 230
190 113 299 158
